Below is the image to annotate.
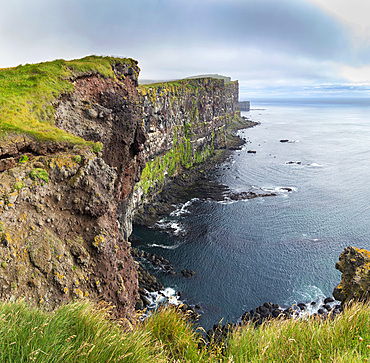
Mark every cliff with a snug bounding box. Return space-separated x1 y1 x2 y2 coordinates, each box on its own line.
333 246 370 303
0 56 241 322
133 78 240 214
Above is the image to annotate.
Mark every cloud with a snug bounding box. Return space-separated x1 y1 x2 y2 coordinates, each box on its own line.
1 0 370 97
339 65 370 83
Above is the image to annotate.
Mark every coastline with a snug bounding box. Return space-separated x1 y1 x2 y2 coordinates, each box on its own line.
133 116 259 227
130 115 260 317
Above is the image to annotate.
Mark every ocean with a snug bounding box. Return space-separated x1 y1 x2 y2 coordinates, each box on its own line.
132 98 370 329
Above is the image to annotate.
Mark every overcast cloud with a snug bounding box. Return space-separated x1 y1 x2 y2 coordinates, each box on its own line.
1 0 370 98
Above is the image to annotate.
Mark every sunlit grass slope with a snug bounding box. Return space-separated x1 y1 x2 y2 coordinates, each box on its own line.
1 300 370 362
0 55 136 144
226 303 370 363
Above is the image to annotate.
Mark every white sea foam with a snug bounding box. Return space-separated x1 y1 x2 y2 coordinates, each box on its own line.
147 287 180 307
140 288 181 320
285 285 340 317
309 163 323 167
260 186 298 194
170 198 199 217
217 199 238 205
155 219 185 236
148 243 180 250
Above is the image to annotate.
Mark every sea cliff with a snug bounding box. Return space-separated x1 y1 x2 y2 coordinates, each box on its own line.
0 55 243 321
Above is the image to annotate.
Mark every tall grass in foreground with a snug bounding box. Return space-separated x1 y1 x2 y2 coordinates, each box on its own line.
0 300 165 362
226 302 370 362
1 300 370 362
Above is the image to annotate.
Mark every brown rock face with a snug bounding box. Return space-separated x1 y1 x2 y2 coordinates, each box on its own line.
0 60 145 324
54 61 146 239
333 246 370 303
134 77 241 213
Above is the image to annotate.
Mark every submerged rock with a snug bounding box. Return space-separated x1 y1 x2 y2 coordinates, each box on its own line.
181 269 195 278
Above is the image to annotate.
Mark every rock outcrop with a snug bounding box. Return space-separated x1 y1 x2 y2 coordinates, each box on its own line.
333 246 370 303
0 57 145 324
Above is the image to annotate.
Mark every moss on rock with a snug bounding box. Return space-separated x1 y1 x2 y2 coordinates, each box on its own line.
333 246 370 303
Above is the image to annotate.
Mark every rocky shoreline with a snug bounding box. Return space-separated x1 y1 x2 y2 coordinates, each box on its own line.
133 117 260 227
131 117 261 318
130 117 317 329
204 296 342 347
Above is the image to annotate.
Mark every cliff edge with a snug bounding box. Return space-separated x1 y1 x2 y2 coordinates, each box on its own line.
0 56 145 324
0 56 244 322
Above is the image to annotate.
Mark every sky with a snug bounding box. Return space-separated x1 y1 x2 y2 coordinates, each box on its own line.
1 0 370 99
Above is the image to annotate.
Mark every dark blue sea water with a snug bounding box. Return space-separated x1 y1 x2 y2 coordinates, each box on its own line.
133 98 370 328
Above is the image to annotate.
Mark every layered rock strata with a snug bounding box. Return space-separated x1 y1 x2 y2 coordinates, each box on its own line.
133 78 240 214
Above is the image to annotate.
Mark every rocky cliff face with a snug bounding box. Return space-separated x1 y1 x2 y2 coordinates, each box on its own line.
133 77 240 213
0 58 145 324
0 56 241 323
333 246 370 304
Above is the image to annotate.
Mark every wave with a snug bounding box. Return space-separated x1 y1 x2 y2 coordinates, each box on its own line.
139 287 181 320
146 287 181 307
260 186 298 194
170 198 199 217
285 285 339 316
308 163 323 167
148 243 180 250
217 199 239 205
155 219 186 236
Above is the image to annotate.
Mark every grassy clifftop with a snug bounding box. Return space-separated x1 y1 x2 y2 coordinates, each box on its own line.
0 55 137 144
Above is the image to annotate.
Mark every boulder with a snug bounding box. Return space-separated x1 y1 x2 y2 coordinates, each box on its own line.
297 303 306 310
333 246 370 303
324 297 334 304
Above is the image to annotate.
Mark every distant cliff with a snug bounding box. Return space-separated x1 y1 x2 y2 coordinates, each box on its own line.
239 101 250 111
133 78 240 214
0 56 243 322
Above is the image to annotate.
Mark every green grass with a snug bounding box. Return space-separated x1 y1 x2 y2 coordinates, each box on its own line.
1 299 370 362
0 300 165 363
0 55 136 144
225 302 370 362
144 306 210 362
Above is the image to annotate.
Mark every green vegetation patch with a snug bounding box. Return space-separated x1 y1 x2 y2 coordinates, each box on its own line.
0 55 136 144
92 141 103 154
73 155 82 164
18 155 29 163
29 168 49 183
13 181 23 190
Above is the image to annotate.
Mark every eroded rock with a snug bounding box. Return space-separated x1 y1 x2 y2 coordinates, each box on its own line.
333 246 370 303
